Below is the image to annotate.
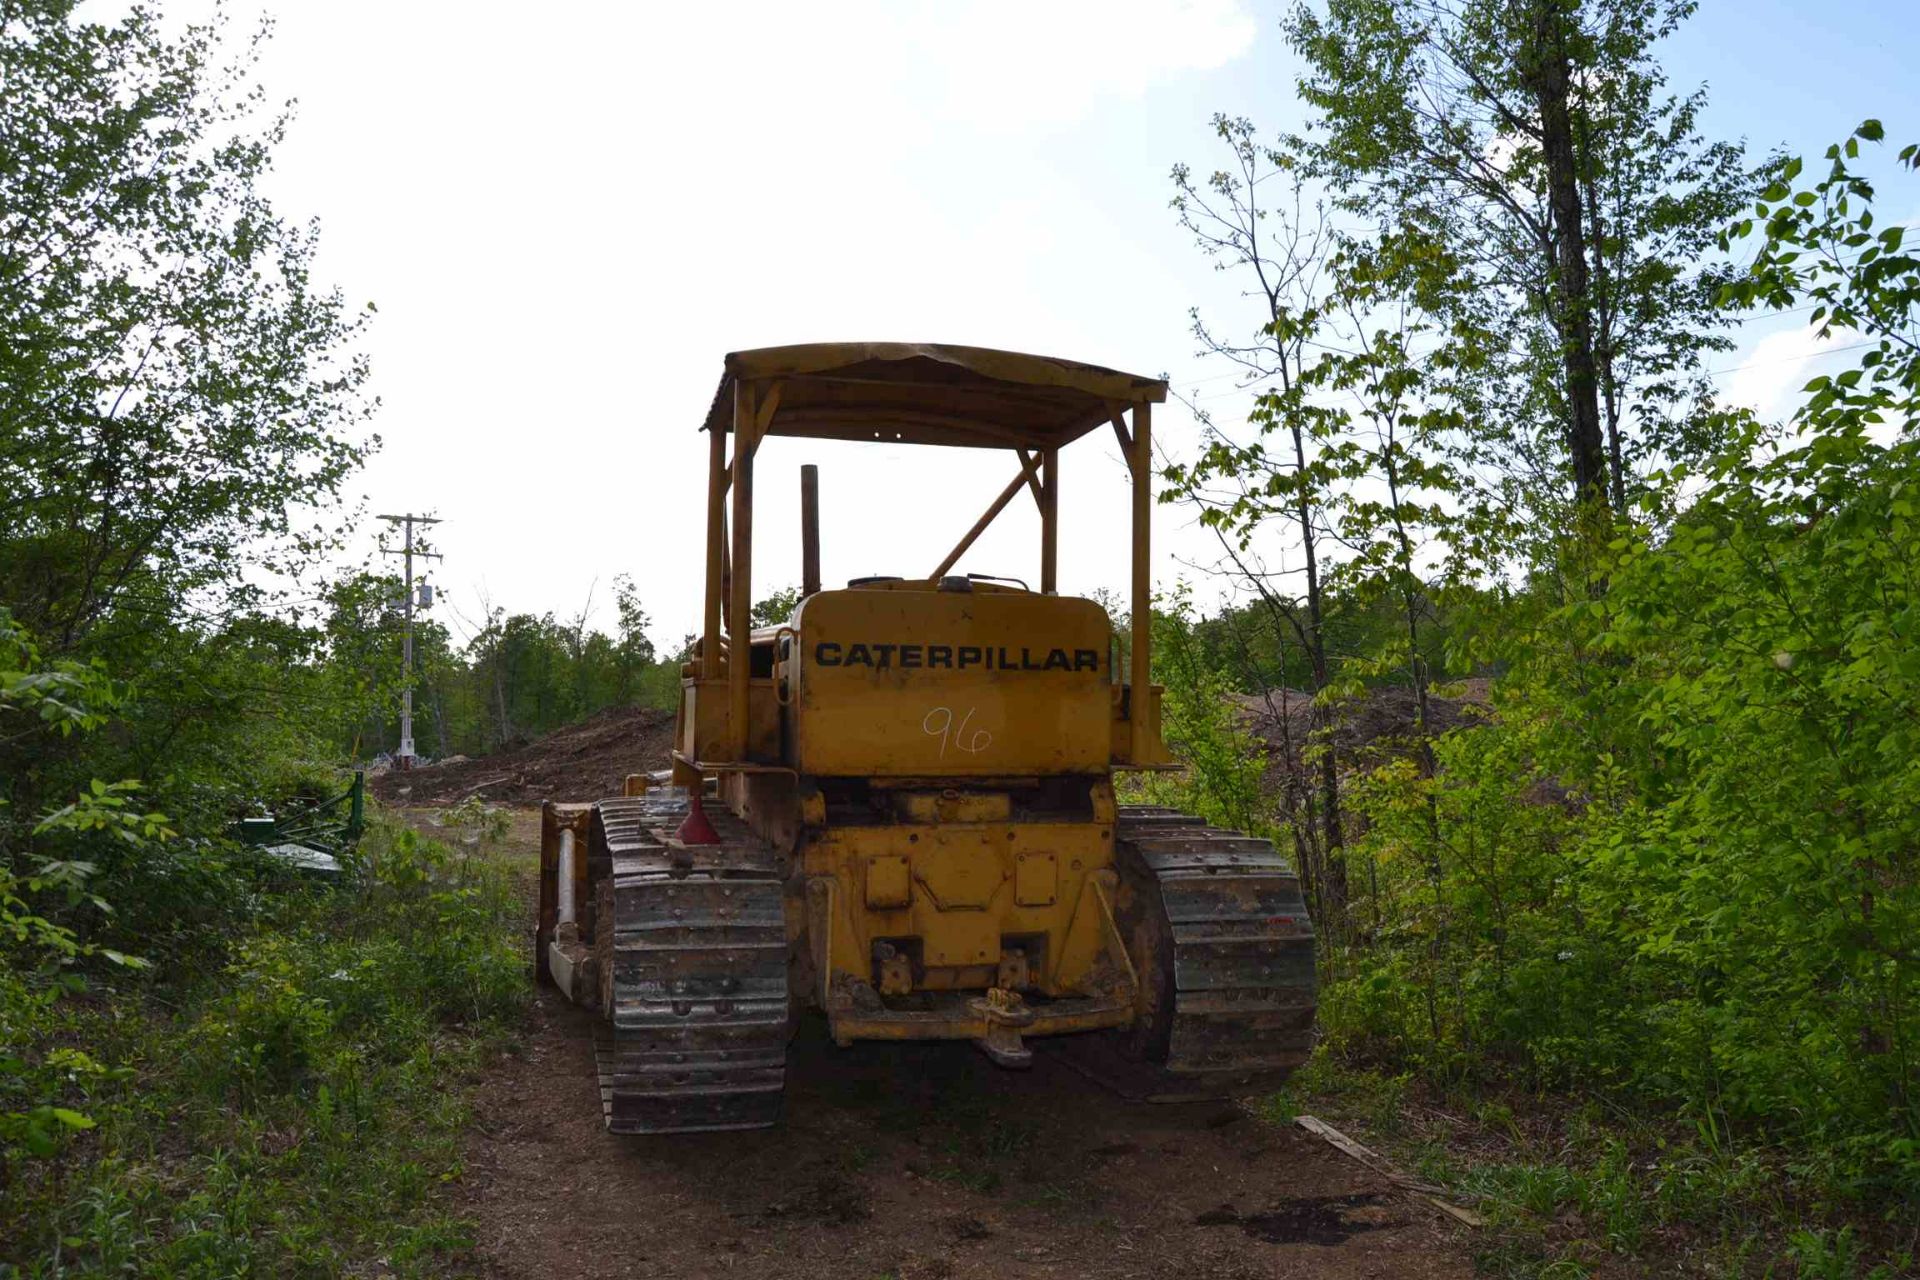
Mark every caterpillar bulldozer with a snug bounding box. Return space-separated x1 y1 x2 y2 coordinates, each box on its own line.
535 343 1315 1133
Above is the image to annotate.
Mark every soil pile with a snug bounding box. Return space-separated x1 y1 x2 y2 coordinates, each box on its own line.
1231 678 1493 774
372 705 676 807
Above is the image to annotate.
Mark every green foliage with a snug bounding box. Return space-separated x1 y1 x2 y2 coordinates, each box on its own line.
2 612 163 1169
315 569 413 755
1166 120 1920 1271
1787 1227 1912 1280
347 578 760 760
612 572 660 692
1129 588 1274 839
1502 126 1920 1191
0 0 377 893
753 585 804 627
439 796 511 852
0 0 376 648
1393 125 1916 1246
0 9 530 1272
1718 120 1919 429
0 618 118 741
312 568 684 760
1284 0 1754 526
1 817 524 1275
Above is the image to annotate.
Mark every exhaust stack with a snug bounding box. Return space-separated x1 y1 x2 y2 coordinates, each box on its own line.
801 463 821 597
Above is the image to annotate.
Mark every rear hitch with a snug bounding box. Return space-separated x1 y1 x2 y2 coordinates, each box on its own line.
970 987 1035 1068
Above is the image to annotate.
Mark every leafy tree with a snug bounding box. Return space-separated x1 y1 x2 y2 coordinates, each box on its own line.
1719 120 1917 423
0 0 377 853
611 573 657 703
0 2 377 656
2 612 161 1161
1284 0 1751 529
1132 587 1274 843
318 570 409 757
1167 118 1352 927
1313 235 1472 716
751 586 803 627
1335 121 1920 1200
1158 115 1920 1255
1164 126 1507 935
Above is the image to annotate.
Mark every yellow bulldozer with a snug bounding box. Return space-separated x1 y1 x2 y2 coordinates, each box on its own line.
536 343 1315 1133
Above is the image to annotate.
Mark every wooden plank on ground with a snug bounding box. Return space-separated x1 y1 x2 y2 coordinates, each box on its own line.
1296 1114 1488 1228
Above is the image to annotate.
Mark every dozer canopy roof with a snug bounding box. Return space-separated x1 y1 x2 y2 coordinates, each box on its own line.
701 342 1168 450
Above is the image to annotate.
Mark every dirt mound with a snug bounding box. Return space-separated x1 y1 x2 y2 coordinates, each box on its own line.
372 705 677 807
1231 678 1493 772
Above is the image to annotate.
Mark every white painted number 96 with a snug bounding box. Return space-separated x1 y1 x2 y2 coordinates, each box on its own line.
922 706 992 758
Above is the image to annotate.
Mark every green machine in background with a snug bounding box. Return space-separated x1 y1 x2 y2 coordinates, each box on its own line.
234 771 366 876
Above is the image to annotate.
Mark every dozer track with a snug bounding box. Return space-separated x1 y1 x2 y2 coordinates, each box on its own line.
586 792 792 1134
1115 805 1316 1080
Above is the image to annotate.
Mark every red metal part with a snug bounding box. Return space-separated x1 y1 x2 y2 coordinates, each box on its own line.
674 793 721 845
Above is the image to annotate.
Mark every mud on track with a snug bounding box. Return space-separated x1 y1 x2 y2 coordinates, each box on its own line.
440 810 1474 1280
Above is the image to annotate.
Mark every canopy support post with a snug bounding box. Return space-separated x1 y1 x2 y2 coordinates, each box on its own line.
1040 447 1058 593
702 420 726 679
1129 401 1152 762
728 382 759 760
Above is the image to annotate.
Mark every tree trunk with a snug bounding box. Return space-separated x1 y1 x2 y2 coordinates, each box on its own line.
1581 127 1630 516
491 660 512 748
1209 526 1339 935
1289 418 1347 930
1532 1 1608 510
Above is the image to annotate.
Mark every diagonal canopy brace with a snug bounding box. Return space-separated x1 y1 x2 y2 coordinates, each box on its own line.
929 450 1045 581
1017 448 1045 508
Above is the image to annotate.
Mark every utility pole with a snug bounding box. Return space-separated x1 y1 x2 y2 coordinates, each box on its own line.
379 513 442 769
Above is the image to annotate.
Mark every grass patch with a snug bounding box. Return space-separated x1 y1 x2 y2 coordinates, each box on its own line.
1 816 526 1277
922 1116 1036 1194
1255 1056 1919 1277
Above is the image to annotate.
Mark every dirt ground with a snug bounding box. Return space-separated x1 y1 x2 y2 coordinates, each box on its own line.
438 809 1478 1280
373 707 677 807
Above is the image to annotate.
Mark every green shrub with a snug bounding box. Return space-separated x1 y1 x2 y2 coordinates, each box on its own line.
1 816 526 1276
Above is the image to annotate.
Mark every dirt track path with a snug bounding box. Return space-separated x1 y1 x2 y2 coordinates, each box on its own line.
446 812 1475 1280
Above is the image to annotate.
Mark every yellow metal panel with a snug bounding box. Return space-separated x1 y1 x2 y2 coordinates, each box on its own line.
1110 681 1175 768
678 676 781 764
864 855 911 910
894 790 1011 823
679 678 717 760
912 828 1003 910
922 911 1000 968
794 587 1111 776
1014 851 1057 907
806 819 1114 1000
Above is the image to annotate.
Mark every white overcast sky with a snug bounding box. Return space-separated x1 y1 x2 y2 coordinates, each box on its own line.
170 0 1919 649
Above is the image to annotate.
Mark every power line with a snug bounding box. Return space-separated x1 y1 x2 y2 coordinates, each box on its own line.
1170 238 1918 394
1178 325 1882 404
1702 338 1878 380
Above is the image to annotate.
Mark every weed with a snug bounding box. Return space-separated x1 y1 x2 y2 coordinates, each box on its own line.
0 815 524 1276
441 796 511 854
1785 1227 1913 1280
1255 1090 1299 1126
1016 1181 1077 1210
1271 1055 1920 1277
